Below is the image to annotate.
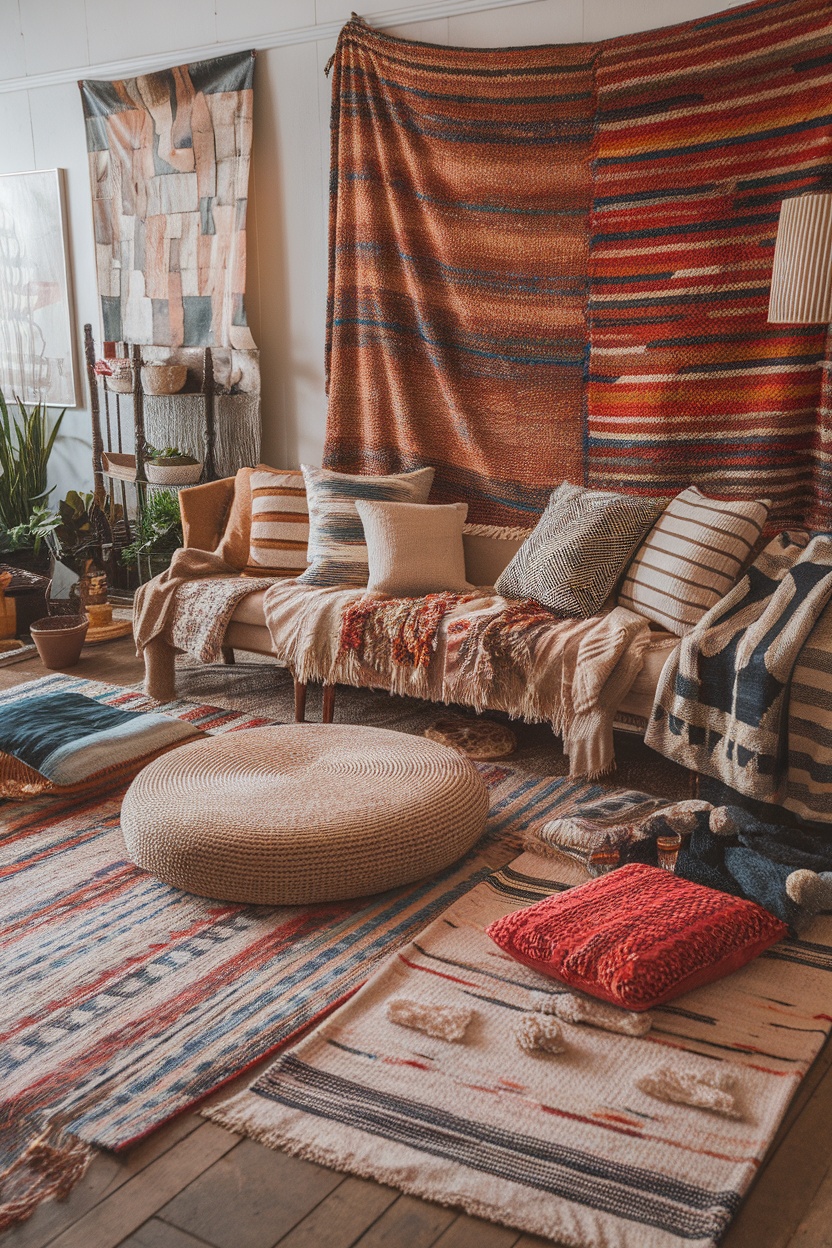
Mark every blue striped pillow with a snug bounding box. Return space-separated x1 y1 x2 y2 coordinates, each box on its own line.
297 464 435 587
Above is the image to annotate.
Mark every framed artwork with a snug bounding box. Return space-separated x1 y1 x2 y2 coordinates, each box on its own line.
0 168 77 408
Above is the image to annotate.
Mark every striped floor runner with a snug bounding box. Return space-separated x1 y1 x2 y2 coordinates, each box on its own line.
209 851 832 1248
0 674 640 1229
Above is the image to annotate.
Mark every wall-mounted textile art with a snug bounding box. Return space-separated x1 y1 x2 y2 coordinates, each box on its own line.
325 0 832 530
80 52 260 470
0 169 77 407
325 25 595 528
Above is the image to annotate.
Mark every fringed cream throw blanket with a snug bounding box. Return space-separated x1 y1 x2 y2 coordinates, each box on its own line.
267 584 651 778
646 531 832 805
331 584 648 768
134 569 652 779
443 598 651 778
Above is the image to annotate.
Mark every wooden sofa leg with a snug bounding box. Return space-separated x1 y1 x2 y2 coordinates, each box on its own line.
322 684 336 724
294 679 307 723
221 646 235 665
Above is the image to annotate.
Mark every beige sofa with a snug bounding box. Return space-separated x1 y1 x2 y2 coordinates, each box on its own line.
178 475 680 733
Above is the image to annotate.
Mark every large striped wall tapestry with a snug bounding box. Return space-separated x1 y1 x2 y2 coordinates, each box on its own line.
324 0 832 529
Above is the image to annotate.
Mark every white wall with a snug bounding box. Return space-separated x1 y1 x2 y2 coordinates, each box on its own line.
0 0 747 502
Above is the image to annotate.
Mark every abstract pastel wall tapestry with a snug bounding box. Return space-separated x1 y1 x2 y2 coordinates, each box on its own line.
0 169 77 408
325 1 832 530
80 52 260 472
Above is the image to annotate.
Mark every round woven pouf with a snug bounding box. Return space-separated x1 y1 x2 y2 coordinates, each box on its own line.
121 724 489 905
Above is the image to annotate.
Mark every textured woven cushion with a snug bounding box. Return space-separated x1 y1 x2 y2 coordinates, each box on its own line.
298 465 435 588
121 724 489 905
495 483 662 617
0 691 202 801
245 468 309 577
355 499 472 596
486 862 787 1011
618 485 770 635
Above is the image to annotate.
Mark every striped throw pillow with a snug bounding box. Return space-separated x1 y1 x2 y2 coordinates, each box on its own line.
495 483 663 617
246 469 309 577
297 464 435 587
617 485 770 635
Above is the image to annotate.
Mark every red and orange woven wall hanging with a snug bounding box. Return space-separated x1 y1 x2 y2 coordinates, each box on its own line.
324 0 832 530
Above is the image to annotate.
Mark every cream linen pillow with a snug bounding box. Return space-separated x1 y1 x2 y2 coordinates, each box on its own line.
355 500 473 596
617 485 770 635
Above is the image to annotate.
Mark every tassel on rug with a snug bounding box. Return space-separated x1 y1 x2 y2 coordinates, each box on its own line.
386 998 474 1042
514 1014 566 1055
0 1127 94 1233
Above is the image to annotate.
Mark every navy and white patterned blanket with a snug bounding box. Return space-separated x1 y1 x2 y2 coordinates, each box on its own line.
646 531 832 811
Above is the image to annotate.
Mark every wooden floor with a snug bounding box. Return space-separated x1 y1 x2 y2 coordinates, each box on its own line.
4 640 832 1248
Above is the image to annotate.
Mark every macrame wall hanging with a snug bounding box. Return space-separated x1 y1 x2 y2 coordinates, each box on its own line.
79 51 260 477
325 0 832 529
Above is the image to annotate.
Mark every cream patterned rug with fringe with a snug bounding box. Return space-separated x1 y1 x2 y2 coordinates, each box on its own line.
206 850 832 1248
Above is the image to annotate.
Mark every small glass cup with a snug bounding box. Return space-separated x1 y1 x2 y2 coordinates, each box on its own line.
589 839 620 876
657 833 682 871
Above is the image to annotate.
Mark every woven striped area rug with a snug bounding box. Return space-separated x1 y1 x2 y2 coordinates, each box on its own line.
0 674 631 1230
208 851 832 1248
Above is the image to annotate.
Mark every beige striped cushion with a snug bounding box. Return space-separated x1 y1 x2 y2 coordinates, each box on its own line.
617 485 770 635
246 469 309 577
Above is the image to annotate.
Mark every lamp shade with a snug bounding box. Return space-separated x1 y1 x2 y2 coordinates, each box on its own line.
768 192 832 324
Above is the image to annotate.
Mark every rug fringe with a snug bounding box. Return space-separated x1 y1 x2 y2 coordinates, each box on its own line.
0 1127 94 1233
201 1096 589 1248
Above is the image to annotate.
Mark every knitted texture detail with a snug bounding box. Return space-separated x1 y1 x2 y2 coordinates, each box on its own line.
486 863 787 1011
637 1066 742 1119
514 1014 565 1055
386 999 473 1042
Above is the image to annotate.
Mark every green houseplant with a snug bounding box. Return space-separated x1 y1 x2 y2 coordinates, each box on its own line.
146 444 199 468
144 444 203 486
0 390 65 527
0 505 61 558
121 489 183 581
51 490 116 573
45 490 126 610
0 390 65 570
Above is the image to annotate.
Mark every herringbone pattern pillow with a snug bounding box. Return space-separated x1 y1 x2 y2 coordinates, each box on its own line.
495 483 663 617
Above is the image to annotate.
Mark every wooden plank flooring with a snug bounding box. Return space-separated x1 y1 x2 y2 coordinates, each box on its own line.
3 640 832 1248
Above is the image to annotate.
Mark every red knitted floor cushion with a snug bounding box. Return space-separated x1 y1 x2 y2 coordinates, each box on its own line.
485 863 787 1011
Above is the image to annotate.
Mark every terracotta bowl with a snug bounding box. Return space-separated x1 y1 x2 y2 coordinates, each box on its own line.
141 364 188 395
30 614 89 669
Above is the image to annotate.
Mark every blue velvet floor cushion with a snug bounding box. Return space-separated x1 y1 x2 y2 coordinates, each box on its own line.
0 690 202 800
